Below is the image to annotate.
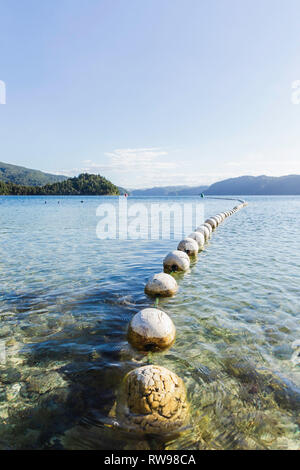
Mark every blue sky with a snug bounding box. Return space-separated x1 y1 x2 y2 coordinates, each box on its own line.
0 0 300 188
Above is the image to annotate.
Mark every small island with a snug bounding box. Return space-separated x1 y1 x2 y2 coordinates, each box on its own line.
0 173 121 196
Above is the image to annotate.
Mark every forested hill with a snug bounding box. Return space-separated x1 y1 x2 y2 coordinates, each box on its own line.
0 173 120 195
0 161 67 186
131 185 208 196
131 175 300 196
205 175 300 195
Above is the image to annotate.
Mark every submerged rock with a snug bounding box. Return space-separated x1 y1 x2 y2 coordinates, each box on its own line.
26 371 68 395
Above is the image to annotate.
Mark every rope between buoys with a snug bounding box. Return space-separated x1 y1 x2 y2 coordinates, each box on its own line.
204 196 245 204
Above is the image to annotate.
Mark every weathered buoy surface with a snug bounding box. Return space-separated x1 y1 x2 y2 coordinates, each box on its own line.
205 218 217 230
203 222 213 235
116 365 189 434
177 237 198 256
211 216 220 225
163 250 190 273
145 272 178 297
188 231 205 249
128 308 176 352
195 225 210 241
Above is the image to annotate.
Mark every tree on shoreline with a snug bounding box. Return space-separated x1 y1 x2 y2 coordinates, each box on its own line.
0 173 120 196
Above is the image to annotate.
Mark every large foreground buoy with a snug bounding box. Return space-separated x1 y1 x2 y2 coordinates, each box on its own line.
145 272 178 297
128 308 176 352
188 231 205 250
163 250 190 273
177 237 198 256
116 365 189 434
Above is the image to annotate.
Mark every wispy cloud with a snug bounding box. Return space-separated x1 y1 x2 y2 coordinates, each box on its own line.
53 147 179 186
49 146 300 189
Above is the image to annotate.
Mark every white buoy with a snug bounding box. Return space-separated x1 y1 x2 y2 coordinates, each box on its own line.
205 218 217 230
145 272 178 297
203 222 213 236
128 308 176 352
163 250 190 273
211 216 220 226
188 231 205 250
195 224 210 241
116 365 189 434
177 237 199 256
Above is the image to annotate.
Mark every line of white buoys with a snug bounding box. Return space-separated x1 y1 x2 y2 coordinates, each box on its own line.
177 237 199 257
128 308 176 352
145 272 178 297
119 197 247 436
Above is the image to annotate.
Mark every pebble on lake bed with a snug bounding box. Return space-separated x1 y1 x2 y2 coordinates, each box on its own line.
128 308 176 352
116 365 189 435
145 272 178 297
163 250 190 273
177 238 199 256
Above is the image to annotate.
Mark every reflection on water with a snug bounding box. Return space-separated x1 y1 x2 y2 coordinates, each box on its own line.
0 196 299 449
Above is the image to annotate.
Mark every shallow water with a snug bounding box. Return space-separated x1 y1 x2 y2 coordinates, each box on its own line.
0 195 299 450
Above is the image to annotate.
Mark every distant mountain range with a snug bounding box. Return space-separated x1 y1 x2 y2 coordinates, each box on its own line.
0 161 299 195
132 175 300 196
131 185 209 196
205 175 300 195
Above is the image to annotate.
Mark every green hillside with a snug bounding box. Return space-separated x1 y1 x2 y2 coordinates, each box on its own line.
0 161 68 186
0 173 120 196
